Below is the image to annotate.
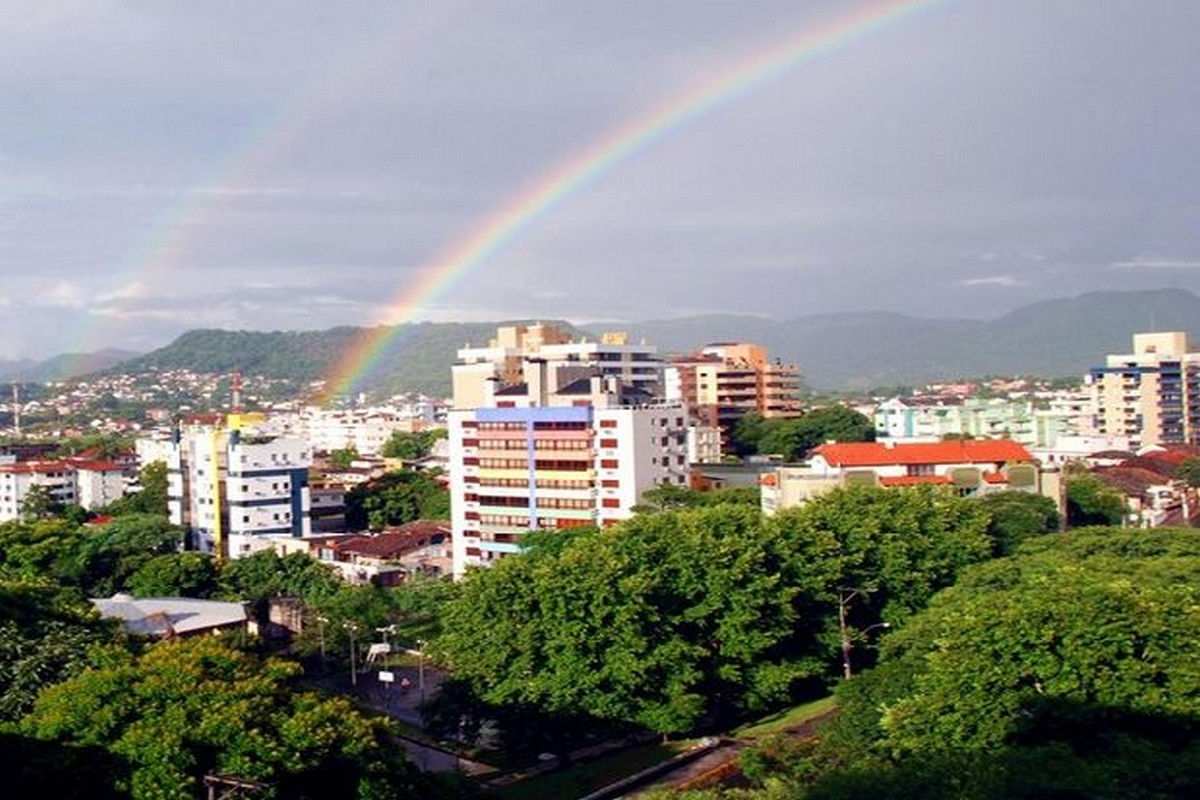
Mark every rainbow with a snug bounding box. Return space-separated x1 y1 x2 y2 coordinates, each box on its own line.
323 0 953 398
80 2 461 354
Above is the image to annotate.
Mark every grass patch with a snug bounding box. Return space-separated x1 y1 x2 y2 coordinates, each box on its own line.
734 695 838 740
490 740 689 800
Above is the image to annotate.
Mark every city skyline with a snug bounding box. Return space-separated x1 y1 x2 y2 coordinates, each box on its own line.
3 0 1199 360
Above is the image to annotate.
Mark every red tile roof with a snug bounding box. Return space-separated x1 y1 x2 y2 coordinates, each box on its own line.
814 440 1032 467
0 460 70 474
333 521 449 559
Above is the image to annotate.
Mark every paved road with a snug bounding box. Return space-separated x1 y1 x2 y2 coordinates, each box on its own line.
311 663 492 775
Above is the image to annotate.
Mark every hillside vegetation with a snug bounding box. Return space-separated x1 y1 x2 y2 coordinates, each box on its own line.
56 288 1200 395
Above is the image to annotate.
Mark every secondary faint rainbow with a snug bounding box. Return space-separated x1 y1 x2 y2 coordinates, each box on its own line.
76 1 461 355
325 0 952 399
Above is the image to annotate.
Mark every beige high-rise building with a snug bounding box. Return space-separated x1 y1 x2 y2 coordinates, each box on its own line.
1089 332 1200 448
666 342 802 455
452 323 662 409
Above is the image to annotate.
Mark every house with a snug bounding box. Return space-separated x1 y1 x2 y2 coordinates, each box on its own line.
761 439 1049 514
91 594 250 638
318 521 452 585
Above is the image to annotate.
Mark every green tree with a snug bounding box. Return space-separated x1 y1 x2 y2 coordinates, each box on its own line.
1176 455 1200 488
729 412 770 458
437 505 840 735
0 580 119 722
21 636 424 800
127 552 220 598
794 528 1200 800
53 434 133 460
0 518 88 585
756 406 875 461
636 484 761 513
344 469 450 531
973 490 1060 555
72 514 184 597
20 485 63 521
328 447 359 469
381 429 447 461
102 461 169 518
218 550 342 619
1065 473 1125 527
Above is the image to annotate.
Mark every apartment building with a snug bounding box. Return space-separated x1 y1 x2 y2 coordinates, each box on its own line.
1089 332 1200 448
666 342 801 458
165 414 312 559
874 395 1084 448
448 327 687 578
0 458 126 522
452 323 663 408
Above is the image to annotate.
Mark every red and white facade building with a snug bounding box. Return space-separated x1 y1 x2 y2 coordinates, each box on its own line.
448 330 688 578
760 439 1051 515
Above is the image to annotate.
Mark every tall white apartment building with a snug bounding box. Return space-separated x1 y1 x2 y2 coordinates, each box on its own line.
448 327 687 578
166 415 312 558
1089 332 1200 448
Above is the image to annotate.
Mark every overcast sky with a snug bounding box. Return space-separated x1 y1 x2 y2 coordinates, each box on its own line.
2 0 1198 359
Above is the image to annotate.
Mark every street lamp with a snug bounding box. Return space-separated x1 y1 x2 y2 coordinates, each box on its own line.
416 638 426 704
836 586 889 679
316 615 328 669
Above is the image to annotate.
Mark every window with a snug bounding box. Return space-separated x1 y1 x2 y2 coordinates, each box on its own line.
600 459 619 469
601 498 620 508
600 438 618 448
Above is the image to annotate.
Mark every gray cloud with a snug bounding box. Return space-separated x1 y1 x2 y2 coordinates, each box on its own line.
3 0 1200 358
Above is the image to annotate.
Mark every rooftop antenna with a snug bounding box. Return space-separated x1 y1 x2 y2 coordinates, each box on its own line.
230 371 243 414
11 383 20 436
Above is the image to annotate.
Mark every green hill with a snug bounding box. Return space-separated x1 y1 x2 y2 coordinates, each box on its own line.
107 321 583 398
88 288 1200 395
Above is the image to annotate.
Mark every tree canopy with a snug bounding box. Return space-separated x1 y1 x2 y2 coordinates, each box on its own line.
707 528 1200 800
21 635 423 800
973 490 1060 555
434 486 992 735
344 469 450 531
731 407 875 461
380 428 447 461
1065 473 1126 527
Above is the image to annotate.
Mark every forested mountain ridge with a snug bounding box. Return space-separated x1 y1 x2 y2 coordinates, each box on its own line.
51 289 1200 395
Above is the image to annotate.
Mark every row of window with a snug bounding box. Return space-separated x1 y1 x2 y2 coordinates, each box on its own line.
475 421 524 431
238 512 291 523
470 438 593 450
238 482 287 492
532 421 589 431
477 514 538 527
537 497 592 510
